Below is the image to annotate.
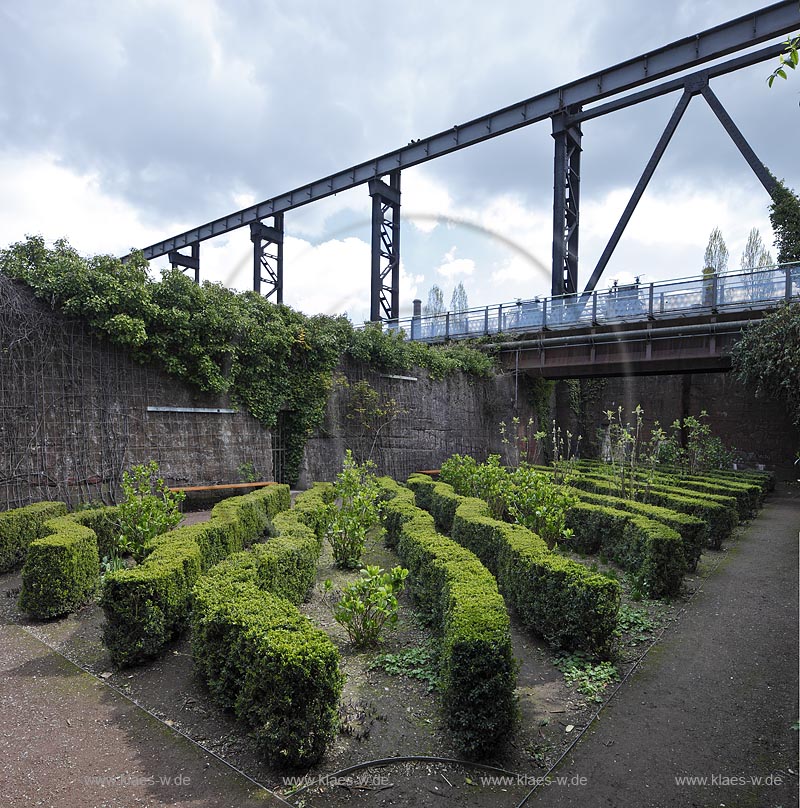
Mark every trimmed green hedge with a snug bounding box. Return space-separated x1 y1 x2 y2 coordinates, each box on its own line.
570 489 706 572
563 502 686 598
19 516 100 618
570 475 737 550
378 477 516 759
69 506 123 558
450 495 620 656
192 560 342 768
291 482 335 543
101 484 291 667
0 501 68 572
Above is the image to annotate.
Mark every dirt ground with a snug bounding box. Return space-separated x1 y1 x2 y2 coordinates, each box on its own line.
1 486 797 807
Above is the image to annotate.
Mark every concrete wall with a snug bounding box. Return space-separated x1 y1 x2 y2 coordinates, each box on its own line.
301 359 532 483
554 373 798 475
0 278 272 509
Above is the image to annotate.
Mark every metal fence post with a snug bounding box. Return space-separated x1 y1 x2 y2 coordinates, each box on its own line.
648 283 655 319
484 306 489 335
542 298 548 330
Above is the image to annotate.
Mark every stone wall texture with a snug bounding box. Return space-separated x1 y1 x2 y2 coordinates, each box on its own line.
301 359 531 483
3 277 795 510
553 373 799 476
0 278 272 509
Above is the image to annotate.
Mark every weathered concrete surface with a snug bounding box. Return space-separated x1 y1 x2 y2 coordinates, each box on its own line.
302 359 532 483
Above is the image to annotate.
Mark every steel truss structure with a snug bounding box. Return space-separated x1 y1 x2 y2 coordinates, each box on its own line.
130 1 800 319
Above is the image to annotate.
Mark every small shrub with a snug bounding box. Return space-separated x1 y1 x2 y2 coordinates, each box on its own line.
326 565 408 647
502 465 576 549
327 451 382 568
116 461 185 560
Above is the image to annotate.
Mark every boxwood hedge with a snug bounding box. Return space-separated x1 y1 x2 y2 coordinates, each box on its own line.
19 516 100 618
0 501 68 572
378 477 516 758
570 488 706 572
101 484 291 667
563 502 686 598
410 477 620 655
570 475 737 550
192 559 342 768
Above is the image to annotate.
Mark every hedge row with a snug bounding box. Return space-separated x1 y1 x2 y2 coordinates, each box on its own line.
575 460 760 520
192 566 341 768
0 501 68 572
563 502 686 598
19 516 100 618
191 490 339 767
101 485 291 667
570 488 706 572
290 482 335 542
377 477 516 758
408 475 620 655
570 475 737 550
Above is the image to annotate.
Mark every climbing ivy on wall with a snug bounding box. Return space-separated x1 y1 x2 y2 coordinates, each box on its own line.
1 237 493 484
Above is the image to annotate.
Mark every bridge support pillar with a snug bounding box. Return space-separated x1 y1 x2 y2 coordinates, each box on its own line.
369 171 401 322
250 215 284 302
551 112 582 297
168 243 200 284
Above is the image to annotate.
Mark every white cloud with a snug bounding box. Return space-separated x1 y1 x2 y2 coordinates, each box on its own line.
435 246 476 280
0 149 185 256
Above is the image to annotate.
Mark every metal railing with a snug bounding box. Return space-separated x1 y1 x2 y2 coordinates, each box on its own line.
376 263 800 342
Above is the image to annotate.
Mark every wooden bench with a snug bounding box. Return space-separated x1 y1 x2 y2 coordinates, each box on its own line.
169 481 277 494
169 481 277 509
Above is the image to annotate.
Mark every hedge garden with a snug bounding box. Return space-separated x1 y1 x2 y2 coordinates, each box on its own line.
0 453 773 768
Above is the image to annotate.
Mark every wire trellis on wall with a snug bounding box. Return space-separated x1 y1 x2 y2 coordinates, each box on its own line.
0 277 273 510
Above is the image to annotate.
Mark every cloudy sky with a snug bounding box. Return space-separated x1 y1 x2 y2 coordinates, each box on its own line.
0 1 797 323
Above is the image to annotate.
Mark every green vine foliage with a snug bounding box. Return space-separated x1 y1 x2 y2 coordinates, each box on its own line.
1 237 493 483
769 180 800 264
732 302 800 428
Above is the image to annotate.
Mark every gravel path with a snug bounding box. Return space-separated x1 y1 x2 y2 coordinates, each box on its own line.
527 484 799 808
0 623 286 807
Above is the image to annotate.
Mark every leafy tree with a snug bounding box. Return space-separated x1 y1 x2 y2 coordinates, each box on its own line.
740 228 773 270
703 227 729 275
732 303 800 428
450 281 469 313
423 284 445 316
769 180 800 264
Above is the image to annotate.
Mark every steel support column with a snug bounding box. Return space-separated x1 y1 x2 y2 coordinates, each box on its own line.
582 87 694 296
168 243 200 283
369 171 401 322
551 112 582 297
250 214 284 301
700 85 779 197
